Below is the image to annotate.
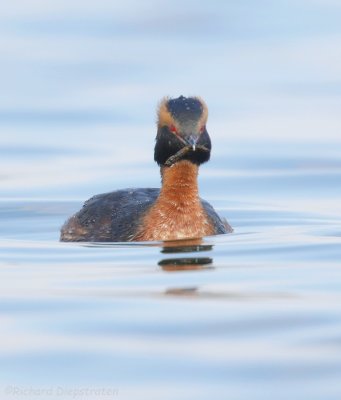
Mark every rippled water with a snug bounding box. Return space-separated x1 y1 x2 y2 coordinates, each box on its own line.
1 1 341 399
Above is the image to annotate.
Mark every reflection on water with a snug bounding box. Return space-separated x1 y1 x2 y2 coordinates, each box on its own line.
161 239 213 253
159 257 213 272
164 287 199 296
159 239 214 271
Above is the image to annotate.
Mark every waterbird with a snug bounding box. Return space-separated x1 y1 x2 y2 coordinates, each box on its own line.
60 96 232 242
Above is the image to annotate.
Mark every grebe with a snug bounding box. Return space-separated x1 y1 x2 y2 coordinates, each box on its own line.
60 96 232 242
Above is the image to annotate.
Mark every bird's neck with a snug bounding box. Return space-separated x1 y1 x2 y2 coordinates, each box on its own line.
160 161 200 201
133 160 212 241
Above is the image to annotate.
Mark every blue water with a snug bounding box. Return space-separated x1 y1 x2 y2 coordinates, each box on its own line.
1 1 341 399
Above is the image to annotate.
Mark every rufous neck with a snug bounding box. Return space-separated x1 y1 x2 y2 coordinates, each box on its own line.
160 160 199 196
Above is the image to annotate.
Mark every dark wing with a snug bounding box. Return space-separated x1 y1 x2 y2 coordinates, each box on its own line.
60 188 160 242
201 199 233 234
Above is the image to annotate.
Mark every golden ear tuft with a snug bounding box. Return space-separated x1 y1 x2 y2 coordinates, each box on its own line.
193 96 208 125
157 97 174 128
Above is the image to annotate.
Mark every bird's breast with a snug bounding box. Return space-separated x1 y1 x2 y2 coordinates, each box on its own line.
133 196 214 241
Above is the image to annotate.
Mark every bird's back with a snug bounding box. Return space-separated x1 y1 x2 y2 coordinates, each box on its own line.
60 188 231 242
60 188 159 242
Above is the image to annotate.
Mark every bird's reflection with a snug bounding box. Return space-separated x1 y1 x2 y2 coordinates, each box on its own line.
161 244 213 254
158 238 214 272
161 238 212 253
159 257 213 272
164 287 199 296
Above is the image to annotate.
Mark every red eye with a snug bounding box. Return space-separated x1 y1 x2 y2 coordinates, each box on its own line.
169 124 177 133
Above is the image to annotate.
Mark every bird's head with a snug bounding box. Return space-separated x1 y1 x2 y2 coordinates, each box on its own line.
154 96 211 167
